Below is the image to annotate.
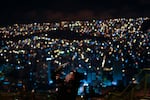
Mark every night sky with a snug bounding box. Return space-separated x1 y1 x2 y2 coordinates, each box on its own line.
0 0 150 25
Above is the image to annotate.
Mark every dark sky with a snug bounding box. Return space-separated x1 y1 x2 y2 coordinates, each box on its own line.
0 0 150 25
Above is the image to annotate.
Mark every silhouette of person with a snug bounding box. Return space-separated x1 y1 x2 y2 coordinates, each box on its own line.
62 70 84 100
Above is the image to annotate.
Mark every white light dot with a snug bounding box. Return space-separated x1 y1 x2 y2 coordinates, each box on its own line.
6 59 9 62
28 62 31 65
18 61 20 64
122 69 125 73
97 67 100 70
0 53 3 56
89 66 91 68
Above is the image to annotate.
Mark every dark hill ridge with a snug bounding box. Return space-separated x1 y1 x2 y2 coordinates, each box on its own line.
140 19 150 32
45 30 108 41
1 30 109 42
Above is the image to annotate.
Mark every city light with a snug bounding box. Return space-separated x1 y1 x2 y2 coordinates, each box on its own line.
0 17 149 96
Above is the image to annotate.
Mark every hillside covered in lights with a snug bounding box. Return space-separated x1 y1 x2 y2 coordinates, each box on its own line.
0 17 150 97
